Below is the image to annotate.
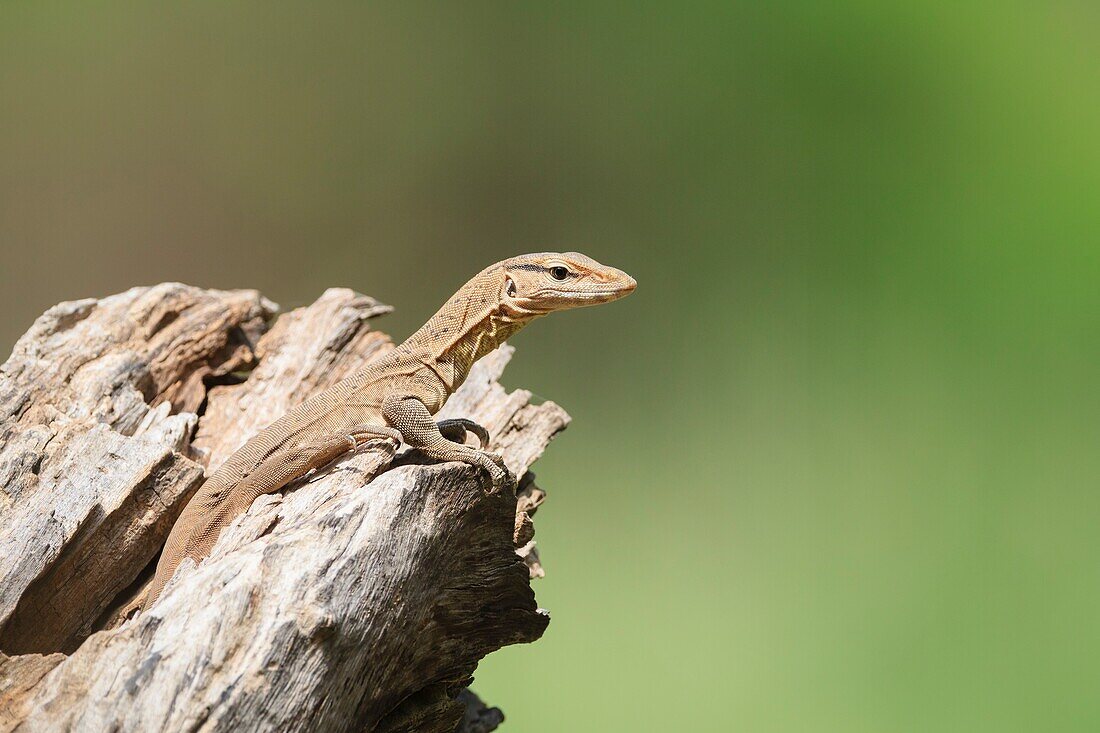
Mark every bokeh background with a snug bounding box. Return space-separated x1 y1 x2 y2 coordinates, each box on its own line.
3 3 1099 731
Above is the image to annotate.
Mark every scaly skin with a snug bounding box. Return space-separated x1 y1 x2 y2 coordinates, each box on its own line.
141 253 635 609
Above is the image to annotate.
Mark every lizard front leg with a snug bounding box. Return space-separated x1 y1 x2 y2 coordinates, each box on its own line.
383 394 512 489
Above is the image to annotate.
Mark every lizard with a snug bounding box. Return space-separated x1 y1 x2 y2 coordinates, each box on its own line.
138 252 636 610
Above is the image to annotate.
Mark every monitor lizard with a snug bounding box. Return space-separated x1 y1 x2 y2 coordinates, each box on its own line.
138 252 636 610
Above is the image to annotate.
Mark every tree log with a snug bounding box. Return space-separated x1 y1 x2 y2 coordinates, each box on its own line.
0 284 565 732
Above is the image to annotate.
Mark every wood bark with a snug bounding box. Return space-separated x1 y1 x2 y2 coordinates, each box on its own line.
0 284 565 732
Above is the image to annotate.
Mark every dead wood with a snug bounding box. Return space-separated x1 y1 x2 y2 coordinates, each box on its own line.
0 284 564 732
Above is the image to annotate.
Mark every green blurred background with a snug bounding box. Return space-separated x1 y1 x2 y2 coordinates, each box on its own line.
3 3 1099 731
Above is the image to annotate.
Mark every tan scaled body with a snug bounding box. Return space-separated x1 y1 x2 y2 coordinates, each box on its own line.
141 253 635 608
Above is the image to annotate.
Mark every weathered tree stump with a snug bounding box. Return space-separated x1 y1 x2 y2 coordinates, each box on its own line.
0 284 564 732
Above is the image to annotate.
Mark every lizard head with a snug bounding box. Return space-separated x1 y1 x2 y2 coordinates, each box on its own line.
499 252 636 316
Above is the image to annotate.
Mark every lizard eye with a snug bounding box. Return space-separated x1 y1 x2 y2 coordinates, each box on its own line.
550 266 569 281
505 277 517 297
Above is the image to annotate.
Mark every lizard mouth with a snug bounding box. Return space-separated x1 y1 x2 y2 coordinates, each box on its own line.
564 283 636 305
588 275 637 300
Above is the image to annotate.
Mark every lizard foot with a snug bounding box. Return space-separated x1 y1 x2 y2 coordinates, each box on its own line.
470 449 514 493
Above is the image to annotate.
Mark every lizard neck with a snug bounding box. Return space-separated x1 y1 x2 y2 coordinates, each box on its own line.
399 266 536 393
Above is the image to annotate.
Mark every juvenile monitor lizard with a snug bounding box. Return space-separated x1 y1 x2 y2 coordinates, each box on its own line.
140 252 635 609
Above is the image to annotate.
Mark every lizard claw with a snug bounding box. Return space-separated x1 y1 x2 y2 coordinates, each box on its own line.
362 436 401 453
345 424 403 449
436 418 491 449
465 422 491 450
474 449 514 492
